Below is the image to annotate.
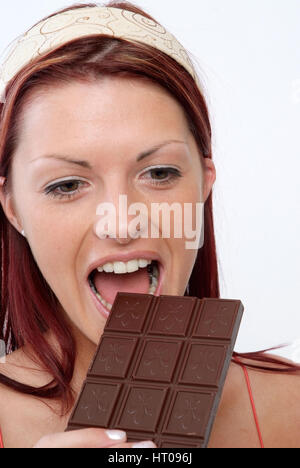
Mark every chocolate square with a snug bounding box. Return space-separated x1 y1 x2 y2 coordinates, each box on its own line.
116 386 167 432
179 343 228 387
164 390 216 437
89 337 137 378
70 382 121 427
133 339 182 382
193 299 242 340
106 293 153 333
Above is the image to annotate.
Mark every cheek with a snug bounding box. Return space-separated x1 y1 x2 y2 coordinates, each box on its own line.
182 178 203 203
166 215 199 294
23 202 81 290
168 182 202 288
167 182 203 244
176 242 198 287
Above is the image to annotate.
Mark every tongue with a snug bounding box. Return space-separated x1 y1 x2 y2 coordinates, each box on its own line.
93 268 150 305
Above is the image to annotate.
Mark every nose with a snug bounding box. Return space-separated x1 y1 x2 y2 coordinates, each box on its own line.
94 194 148 244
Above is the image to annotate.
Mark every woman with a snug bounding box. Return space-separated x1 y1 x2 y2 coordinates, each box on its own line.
0 1 299 448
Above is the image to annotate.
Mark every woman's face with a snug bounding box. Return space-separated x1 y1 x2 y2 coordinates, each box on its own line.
0 77 216 344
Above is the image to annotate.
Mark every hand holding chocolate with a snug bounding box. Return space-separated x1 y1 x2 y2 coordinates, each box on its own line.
67 292 244 447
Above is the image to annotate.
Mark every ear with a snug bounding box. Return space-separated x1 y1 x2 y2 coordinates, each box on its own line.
0 177 24 235
202 158 216 202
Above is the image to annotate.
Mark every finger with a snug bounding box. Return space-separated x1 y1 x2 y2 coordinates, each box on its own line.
110 440 157 448
34 428 127 448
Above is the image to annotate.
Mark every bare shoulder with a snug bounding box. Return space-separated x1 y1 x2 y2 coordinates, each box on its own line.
0 349 26 435
235 354 300 448
0 347 37 415
240 353 300 398
0 347 24 392
0 344 51 386
0 348 65 448
209 355 300 448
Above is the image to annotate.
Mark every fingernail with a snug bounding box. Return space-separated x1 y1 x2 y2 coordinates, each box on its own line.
132 440 156 448
105 429 127 440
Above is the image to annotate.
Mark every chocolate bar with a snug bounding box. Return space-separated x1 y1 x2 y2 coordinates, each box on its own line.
67 293 244 447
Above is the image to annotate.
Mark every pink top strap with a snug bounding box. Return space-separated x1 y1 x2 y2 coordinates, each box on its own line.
235 357 265 448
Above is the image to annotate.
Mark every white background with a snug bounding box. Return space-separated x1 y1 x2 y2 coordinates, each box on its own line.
1 0 299 361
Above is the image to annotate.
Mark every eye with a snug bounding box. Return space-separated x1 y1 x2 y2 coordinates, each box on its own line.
44 179 88 200
140 166 183 186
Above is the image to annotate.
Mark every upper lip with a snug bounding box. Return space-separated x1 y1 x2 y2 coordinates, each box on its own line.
86 250 164 279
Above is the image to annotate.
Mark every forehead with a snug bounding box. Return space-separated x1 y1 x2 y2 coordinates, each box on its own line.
16 77 191 158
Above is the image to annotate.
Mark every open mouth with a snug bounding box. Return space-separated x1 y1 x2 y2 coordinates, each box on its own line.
88 259 161 312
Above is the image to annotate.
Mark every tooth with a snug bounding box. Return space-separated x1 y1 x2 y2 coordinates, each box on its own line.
98 258 155 274
148 284 156 294
94 288 113 310
126 259 139 273
138 259 149 268
151 276 158 288
103 262 114 273
113 261 127 274
152 264 159 279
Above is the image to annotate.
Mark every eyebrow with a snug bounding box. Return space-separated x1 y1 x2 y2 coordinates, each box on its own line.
30 139 186 168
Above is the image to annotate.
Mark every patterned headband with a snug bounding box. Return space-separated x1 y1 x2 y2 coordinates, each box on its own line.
0 5 200 103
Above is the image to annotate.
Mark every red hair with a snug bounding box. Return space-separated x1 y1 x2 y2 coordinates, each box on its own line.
0 1 299 414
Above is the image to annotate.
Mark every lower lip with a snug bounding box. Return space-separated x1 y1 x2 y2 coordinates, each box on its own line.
87 263 165 320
